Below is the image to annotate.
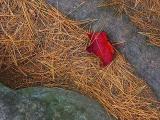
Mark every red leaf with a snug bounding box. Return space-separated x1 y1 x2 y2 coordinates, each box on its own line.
86 32 115 66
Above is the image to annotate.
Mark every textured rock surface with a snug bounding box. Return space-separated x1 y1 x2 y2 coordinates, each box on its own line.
0 83 47 120
0 83 113 120
47 0 160 99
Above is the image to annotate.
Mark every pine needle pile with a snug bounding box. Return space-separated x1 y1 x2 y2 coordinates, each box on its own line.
102 0 160 47
0 0 160 119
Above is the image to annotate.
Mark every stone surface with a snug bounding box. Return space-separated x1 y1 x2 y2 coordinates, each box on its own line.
47 0 160 99
0 84 47 120
0 83 114 120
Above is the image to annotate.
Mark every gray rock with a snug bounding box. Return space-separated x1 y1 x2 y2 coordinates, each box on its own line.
17 87 114 120
47 0 160 99
0 84 47 120
0 83 114 120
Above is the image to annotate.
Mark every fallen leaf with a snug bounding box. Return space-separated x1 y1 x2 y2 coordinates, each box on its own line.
86 32 115 66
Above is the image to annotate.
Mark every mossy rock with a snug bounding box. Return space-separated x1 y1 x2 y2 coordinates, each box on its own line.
0 83 114 120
